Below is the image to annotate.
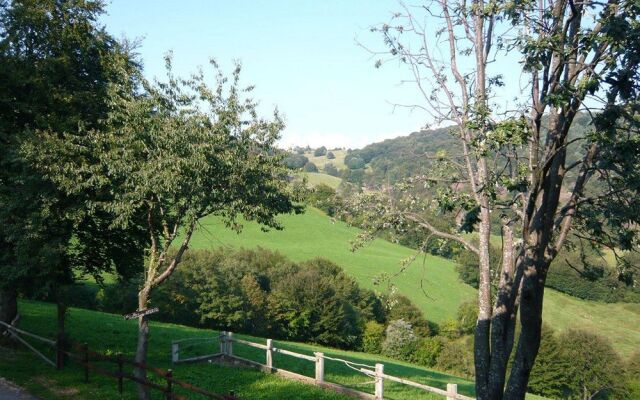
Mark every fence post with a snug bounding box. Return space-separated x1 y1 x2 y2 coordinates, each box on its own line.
314 352 324 384
219 331 226 355
446 383 458 400
374 363 384 400
82 343 89 383
266 339 273 370
165 369 173 400
227 332 233 357
117 353 124 394
55 336 63 370
171 342 179 364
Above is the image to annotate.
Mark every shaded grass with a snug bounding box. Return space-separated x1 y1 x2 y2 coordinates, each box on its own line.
0 300 493 399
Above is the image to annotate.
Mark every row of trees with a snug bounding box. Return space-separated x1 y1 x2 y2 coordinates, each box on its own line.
1 2 300 398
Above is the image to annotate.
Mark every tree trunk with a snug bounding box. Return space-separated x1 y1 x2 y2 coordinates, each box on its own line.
134 288 151 400
503 259 546 400
0 287 17 333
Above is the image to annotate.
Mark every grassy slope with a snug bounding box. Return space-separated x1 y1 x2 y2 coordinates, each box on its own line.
192 207 474 322
0 300 489 400
191 208 640 357
304 150 348 171
299 172 342 189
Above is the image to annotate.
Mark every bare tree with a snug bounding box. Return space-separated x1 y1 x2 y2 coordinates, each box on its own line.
359 1 640 398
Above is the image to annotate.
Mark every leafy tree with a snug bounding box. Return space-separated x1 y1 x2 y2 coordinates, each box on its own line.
527 325 572 399
387 294 431 337
435 336 475 378
309 184 339 216
456 301 478 335
345 156 366 170
327 151 335 159
314 146 327 156
381 319 419 361
558 329 627 399
283 153 308 169
324 163 339 177
25 57 300 398
303 161 318 172
362 1 640 397
0 0 145 332
414 337 444 367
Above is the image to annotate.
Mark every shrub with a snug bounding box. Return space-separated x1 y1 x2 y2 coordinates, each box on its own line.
557 329 627 399
284 154 308 169
438 319 461 339
314 146 327 156
414 337 443 367
303 162 318 172
326 151 335 159
346 156 365 170
362 321 385 354
381 319 419 361
324 163 339 177
456 301 477 335
436 336 474 378
528 324 572 399
387 295 432 337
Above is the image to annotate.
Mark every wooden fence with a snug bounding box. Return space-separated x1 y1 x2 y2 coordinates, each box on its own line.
0 320 236 400
172 331 474 400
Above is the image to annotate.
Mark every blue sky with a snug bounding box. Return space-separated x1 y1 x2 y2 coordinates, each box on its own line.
100 0 435 149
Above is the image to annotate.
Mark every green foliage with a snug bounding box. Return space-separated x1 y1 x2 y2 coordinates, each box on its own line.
362 321 385 354
547 247 640 303
324 163 339 177
284 153 309 169
557 329 627 399
314 146 327 157
438 319 461 340
527 325 572 399
327 151 336 160
387 295 432 337
414 337 444 368
345 156 366 170
308 184 340 216
381 319 419 361
153 248 385 349
303 161 319 172
435 336 475 378
0 0 145 298
455 301 477 335
454 243 501 290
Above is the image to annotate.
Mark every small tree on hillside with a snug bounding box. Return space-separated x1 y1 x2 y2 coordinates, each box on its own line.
26 57 301 399
355 1 640 398
314 146 327 156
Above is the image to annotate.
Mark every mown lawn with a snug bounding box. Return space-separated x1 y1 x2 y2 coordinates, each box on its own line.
298 172 342 189
188 207 640 358
0 300 491 400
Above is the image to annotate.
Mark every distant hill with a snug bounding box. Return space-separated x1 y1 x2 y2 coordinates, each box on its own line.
350 113 593 187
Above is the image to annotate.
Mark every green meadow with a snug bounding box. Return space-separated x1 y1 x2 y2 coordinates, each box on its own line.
189 207 640 357
0 300 486 400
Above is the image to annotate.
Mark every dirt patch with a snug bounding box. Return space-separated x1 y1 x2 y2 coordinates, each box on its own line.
33 376 80 398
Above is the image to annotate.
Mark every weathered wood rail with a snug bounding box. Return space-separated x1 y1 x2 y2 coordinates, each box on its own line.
172 331 474 400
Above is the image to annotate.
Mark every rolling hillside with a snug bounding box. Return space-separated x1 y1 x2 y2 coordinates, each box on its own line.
189 207 640 357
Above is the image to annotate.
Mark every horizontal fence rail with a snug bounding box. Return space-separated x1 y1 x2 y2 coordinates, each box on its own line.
0 320 236 400
172 331 474 400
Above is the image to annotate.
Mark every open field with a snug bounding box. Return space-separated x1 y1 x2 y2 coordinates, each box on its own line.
191 207 474 323
299 172 342 189
304 149 348 171
0 300 492 400
190 207 640 357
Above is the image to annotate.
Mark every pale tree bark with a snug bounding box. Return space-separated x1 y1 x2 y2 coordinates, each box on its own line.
133 209 195 400
369 0 633 398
